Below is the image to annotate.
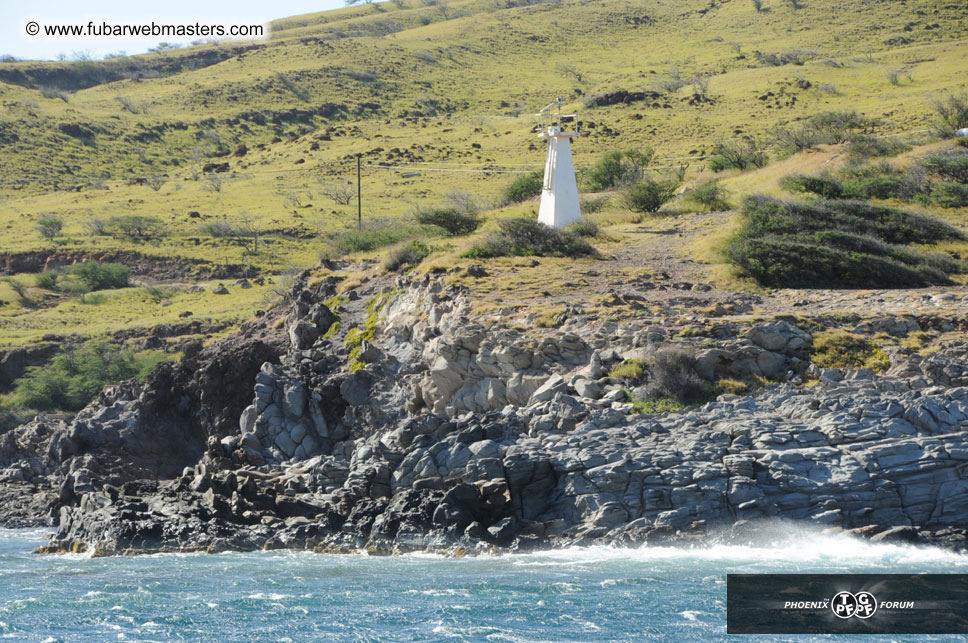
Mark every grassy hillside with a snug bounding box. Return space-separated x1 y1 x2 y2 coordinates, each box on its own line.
1 0 967 423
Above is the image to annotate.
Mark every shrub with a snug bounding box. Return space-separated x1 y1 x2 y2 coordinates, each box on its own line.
685 179 730 211
640 348 714 405
35 215 64 241
10 341 165 413
323 220 416 257
580 195 609 213
566 220 599 237
415 207 481 236
622 179 679 213
847 135 908 160
35 271 60 290
934 183 968 209
932 93 968 139
921 150 968 184
85 217 108 236
503 171 544 203
585 149 653 191
384 240 430 272
107 215 167 242
811 331 889 371
0 406 33 434
770 123 825 154
724 195 965 288
40 86 69 102
756 49 819 66
808 110 874 143
69 262 131 291
780 173 845 199
463 218 596 259
707 141 769 172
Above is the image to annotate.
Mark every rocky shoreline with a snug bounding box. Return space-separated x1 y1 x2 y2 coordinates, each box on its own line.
3 273 968 556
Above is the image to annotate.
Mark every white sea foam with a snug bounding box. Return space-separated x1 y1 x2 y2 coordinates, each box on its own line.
244 592 288 600
507 527 968 569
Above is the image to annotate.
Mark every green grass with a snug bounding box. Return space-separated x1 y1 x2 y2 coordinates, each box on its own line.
811 331 890 371
609 359 645 381
345 289 399 371
0 276 276 347
0 0 967 410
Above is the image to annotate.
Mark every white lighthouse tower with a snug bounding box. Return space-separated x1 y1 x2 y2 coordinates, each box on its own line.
537 98 582 229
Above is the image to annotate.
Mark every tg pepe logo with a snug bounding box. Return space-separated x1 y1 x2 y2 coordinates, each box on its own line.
831 591 877 619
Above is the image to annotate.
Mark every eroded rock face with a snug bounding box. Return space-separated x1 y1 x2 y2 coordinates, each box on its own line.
6 274 968 553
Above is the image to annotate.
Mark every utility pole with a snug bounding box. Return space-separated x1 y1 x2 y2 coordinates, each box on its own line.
356 154 362 230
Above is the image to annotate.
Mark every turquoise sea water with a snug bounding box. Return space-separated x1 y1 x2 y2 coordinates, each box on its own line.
2 527 967 642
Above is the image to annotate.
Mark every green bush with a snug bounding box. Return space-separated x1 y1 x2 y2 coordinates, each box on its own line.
585 149 653 191
707 141 769 172
724 195 965 288
35 270 60 290
780 173 845 199
33 262 130 293
9 341 166 413
847 135 909 160
323 220 417 257
808 110 874 143
934 183 968 208
0 406 33 434
932 93 968 139
622 179 679 213
35 215 64 241
922 151 968 184
70 262 130 291
464 217 596 259
685 179 730 211
415 207 481 236
566 220 599 237
580 195 609 213
107 215 167 242
384 240 430 272
785 164 931 202
503 171 544 203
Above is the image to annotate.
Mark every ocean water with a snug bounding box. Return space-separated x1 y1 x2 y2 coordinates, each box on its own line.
2 527 967 642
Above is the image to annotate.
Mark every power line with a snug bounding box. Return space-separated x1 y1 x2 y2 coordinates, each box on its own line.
365 164 538 174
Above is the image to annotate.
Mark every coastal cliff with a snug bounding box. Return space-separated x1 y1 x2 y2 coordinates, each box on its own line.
2 270 967 555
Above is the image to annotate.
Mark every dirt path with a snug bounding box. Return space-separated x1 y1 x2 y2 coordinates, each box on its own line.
453 210 968 326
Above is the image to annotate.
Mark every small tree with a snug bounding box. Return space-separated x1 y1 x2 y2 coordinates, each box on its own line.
201 216 260 255
205 174 223 193
108 215 167 242
555 63 584 83
586 149 654 191
708 140 769 172
114 94 138 114
321 181 355 205
36 215 64 242
691 74 711 99
416 208 481 236
147 174 166 191
189 147 205 180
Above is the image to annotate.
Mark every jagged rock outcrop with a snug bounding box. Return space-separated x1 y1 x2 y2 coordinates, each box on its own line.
5 274 968 553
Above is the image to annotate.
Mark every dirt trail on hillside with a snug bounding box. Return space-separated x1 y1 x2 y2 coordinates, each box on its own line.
464 210 968 325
